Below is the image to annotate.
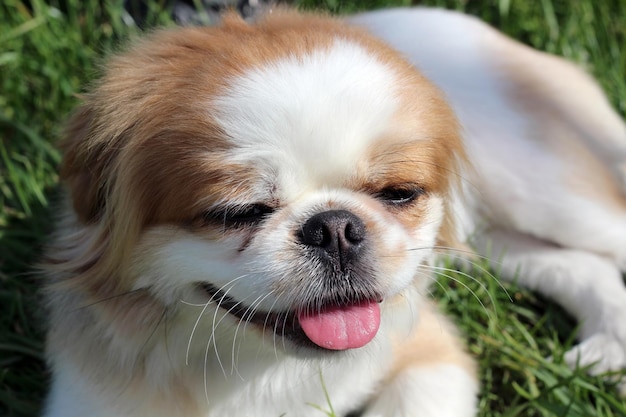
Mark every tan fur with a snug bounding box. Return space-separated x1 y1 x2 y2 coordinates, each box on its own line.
388 300 475 377
496 38 626 210
363 135 468 250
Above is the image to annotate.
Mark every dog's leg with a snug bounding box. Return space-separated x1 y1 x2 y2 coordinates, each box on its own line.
361 302 477 417
472 228 626 374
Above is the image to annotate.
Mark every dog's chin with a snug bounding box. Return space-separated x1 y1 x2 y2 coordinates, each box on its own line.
199 282 383 354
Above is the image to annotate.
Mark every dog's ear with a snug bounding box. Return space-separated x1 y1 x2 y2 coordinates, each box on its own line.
60 104 115 223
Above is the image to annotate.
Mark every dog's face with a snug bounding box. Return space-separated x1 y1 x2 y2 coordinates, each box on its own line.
57 13 464 355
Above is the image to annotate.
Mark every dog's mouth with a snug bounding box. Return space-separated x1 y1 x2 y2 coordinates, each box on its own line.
200 283 381 351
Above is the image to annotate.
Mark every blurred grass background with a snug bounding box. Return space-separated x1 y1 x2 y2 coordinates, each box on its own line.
1 0 625 416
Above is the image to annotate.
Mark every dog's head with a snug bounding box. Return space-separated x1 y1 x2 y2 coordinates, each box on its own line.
54 12 464 354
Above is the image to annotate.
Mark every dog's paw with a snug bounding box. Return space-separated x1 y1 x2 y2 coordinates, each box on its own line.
566 334 626 398
564 333 626 375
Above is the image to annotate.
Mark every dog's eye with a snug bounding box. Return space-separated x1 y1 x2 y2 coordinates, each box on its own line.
376 187 424 206
206 204 275 228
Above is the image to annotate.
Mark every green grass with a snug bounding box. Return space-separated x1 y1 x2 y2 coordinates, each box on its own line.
436 260 626 417
1 0 625 416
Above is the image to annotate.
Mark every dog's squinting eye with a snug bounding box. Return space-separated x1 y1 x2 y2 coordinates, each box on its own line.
206 204 275 228
376 187 424 206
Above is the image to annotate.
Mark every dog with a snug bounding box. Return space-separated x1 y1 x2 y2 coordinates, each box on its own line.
41 7 626 417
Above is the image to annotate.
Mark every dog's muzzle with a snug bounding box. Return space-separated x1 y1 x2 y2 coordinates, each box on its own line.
202 209 382 351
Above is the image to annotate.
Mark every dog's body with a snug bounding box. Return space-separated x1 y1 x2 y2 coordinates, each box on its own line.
352 8 626 376
42 8 626 417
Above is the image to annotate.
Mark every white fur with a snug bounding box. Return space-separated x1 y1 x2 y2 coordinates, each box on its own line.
45 344 390 417
43 283 443 417
362 365 478 417
211 39 401 197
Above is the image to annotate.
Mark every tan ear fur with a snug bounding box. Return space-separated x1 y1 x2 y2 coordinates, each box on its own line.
60 103 118 224
54 100 138 297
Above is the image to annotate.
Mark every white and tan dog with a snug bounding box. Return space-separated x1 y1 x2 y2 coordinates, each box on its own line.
42 7 626 417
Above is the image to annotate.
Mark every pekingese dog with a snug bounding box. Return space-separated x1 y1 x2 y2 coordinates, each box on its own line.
42 7 626 417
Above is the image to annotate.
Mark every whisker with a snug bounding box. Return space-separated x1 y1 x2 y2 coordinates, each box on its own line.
396 244 512 301
207 284 246 381
431 245 505 269
271 303 290 354
186 299 213 366
263 295 284 360
231 291 275 377
404 244 500 266
280 310 290 352
180 299 212 307
428 264 502 311
424 266 493 320
203 328 213 406
203 286 243 404
185 275 248 365
431 247 512 302
205 288 261 380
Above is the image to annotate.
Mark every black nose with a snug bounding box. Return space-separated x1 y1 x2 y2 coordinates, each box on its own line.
299 210 366 272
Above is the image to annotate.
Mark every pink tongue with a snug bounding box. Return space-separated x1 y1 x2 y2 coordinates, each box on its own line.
297 302 381 350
